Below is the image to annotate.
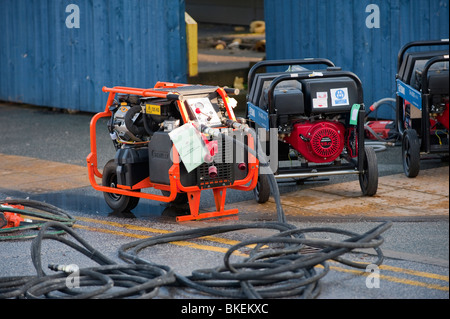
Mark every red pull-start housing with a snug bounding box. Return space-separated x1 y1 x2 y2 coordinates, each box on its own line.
284 120 346 163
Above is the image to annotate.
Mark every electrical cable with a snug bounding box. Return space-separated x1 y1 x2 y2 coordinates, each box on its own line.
366 97 396 119
363 97 400 152
0 221 176 299
202 123 286 223
0 209 392 299
234 126 286 223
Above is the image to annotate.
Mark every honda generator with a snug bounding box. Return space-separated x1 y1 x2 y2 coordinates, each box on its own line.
396 39 449 177
87 82 258 221
246 59 378 203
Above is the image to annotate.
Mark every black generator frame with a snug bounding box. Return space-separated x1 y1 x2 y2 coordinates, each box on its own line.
395 39 449 177
246 58 378 201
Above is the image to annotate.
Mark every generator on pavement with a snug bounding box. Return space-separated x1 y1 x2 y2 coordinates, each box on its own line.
246 59 378 203
395 39 449 177
87 82 259 221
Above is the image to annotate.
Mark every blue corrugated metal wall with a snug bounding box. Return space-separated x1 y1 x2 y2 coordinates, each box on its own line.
0 0 187 113
264 0 449 119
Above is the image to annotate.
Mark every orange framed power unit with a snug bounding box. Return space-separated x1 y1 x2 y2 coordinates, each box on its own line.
87 82 259 221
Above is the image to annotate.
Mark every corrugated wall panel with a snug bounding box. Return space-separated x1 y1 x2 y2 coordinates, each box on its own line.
0 0 187 113
264 0 449 119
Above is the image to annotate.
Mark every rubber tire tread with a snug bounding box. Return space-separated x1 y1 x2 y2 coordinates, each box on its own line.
402 129 420 178
102 160 140 212
254 173 270 203
359 146 378 196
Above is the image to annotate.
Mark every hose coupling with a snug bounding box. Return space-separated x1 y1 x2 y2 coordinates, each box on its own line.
48 263 79 274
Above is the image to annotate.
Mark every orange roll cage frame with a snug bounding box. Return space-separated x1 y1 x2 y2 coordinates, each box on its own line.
86 82 259 221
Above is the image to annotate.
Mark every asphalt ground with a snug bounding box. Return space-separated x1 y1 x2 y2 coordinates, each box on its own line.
0 102 449 304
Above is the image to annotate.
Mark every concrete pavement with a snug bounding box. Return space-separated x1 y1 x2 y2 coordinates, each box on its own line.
0 151 448 220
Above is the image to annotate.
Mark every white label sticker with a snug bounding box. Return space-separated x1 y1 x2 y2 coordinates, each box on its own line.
330 88 349 106
351 108 359 121
316 91 328 99
313 98 328 108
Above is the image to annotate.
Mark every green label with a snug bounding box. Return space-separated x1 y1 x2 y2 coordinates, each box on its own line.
350 104 361 125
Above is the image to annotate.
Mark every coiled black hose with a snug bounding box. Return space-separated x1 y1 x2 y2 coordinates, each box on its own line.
0 221 176 299
0 218 391 299
122 221 391 299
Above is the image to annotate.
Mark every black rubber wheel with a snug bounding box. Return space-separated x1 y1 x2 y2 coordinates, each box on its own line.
359 146 378 196
102 160 140 212
254 173 270 204
402 129 420 178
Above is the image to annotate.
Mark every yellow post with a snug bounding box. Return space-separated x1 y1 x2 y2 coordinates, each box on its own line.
185 12 198 77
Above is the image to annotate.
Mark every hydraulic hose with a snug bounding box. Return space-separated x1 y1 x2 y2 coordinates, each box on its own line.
367 97 396 119
0 221 175 299
0 217 391 299
201 122 286 223
124 104 147 137
364 97 399 152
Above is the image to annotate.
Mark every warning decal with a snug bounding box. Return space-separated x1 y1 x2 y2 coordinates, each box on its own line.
330 88 349 106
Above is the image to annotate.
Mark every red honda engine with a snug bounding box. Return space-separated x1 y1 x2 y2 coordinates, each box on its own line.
284 120 346 163
435 98 449 130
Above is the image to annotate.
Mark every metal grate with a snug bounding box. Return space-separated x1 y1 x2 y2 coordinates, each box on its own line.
197 135 235 189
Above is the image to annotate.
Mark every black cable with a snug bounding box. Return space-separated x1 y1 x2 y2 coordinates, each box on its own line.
206 124 286 223
124 104 147 137
0 221 176 299
170 221 390 299
0 217 391 299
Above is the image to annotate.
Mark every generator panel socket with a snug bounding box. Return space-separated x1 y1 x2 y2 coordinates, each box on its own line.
208 165 218 178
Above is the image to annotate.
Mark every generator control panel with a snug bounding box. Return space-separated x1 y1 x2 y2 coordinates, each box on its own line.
185 97 222 127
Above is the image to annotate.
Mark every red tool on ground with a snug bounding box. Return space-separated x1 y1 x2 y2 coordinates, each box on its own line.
0 204 25 229
365 120 397 141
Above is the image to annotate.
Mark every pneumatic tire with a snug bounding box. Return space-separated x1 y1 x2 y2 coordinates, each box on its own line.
254 173 270 204
402 129 420 178
359 146 378 196
102 160 140 212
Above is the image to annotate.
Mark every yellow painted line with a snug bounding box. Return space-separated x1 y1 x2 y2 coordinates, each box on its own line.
75 217 449 292
327 265 449 292
74 224 148 239
73 221 247 257
77 216 243 246
379 264 449 282
77 217 171 234
332 259 449 283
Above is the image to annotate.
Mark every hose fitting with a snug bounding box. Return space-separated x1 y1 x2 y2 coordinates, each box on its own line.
48 263 79 274
200 125 221 138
